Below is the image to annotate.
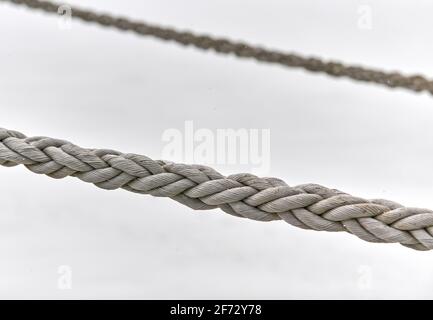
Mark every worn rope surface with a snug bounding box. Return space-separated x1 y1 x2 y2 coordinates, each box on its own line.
2 0 433 95
1 128 433 251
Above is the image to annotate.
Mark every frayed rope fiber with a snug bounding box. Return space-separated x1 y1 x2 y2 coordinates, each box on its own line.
1 128 433 251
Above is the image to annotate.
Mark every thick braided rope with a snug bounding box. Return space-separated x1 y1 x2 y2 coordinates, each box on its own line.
1 128 433 251
2 0 433 95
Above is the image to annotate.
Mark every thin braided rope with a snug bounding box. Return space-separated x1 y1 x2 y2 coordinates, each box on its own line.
2 0 433 95
1 128 433 251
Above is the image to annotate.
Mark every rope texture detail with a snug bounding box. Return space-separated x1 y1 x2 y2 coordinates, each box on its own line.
3 0 433 95
1 128 433 251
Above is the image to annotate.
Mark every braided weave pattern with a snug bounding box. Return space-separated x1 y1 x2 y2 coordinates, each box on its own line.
3 0 433 95
1 128 433 251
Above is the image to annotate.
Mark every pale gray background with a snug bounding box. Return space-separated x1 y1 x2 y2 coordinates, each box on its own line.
1 0 433 299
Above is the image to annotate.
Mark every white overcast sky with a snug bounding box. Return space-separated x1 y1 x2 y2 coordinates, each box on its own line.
1 0 433 299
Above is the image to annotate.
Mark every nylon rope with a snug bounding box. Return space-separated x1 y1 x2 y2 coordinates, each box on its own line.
1 128 433 251
2 0 433 95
